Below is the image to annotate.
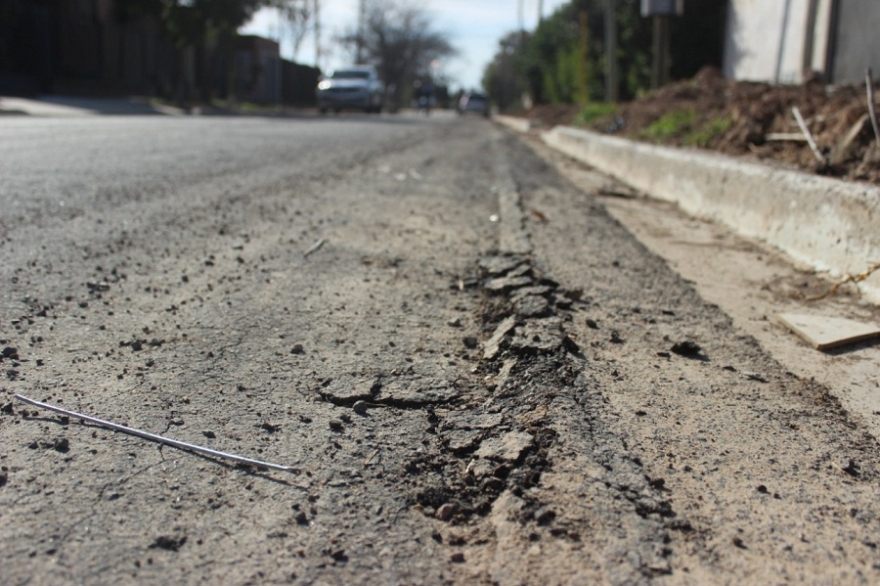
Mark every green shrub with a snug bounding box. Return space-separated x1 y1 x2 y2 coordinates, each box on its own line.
576 102 618 126
640 109 696 142
684 116 733 147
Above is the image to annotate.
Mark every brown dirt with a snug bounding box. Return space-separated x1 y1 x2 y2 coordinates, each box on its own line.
520 67 880 185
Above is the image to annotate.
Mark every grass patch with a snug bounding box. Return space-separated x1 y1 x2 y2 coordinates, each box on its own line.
684 116 733 147
575 102 618 126
640 109 697 142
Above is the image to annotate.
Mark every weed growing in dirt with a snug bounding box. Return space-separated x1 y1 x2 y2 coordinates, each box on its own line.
685 116 733 147
640 109 696 142
576 102 618 126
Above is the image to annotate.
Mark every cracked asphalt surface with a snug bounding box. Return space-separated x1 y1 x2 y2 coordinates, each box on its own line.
2 113 880 585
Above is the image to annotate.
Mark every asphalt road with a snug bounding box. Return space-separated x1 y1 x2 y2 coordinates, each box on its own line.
2 113 880 585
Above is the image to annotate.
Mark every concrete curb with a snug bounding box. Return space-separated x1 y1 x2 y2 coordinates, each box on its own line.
540 125 880 304
493 114 532 134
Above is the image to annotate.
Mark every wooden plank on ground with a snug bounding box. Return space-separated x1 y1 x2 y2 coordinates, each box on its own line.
777 313 880 350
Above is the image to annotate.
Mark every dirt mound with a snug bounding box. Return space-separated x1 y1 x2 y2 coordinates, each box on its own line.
522 67 880 185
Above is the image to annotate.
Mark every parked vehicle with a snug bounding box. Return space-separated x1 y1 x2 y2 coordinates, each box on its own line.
456 92 490 117
316 66 385 114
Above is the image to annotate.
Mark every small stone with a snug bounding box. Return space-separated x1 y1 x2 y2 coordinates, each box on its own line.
340 413 352 424
534 506 556 525
329 419 344 432
202 430 216 439
352 401 370 415
447 317 462 328
671 340 702 357
294 511 308 525
436 502 457 521
586 319 598 329
150 535 186 552
462 336 479 349
449 552 465 563
842 459 860 477
53 437 70 452
290 344 305 355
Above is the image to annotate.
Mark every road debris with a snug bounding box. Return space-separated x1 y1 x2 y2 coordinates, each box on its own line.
483 316 517 360
14 394 296 472
804 261 880 301
792 106 826 164
436 502 457 521
352 400 383 415
303 238 325 258
867 68 880 148
670 340 703 357
475 431 534 462
777 313 880 350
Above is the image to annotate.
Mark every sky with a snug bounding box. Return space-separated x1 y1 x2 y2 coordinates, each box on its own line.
240 0 570 91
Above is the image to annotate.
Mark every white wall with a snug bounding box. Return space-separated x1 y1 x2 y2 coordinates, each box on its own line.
723 0 833 83
831 0 880 83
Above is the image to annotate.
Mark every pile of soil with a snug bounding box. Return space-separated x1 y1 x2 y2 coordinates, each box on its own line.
521 67 880 185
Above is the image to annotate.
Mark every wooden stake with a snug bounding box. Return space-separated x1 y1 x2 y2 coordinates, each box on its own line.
866 68 880 148
792 106 826 163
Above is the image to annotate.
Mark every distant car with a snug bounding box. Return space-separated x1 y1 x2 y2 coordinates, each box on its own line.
316 66 385 114
457 92 490 117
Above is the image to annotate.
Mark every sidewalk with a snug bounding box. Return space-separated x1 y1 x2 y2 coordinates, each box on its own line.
0 95 186 116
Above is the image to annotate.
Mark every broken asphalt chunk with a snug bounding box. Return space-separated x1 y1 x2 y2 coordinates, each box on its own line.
509 318 565 354
484 316 517 360
319 374 380 403
475 431 534 462
484 275 533 293
514 295 551 318
376 379 459 406
478 255 527 277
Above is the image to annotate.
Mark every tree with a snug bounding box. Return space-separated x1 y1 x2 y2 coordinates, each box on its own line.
274 0 315 60
482 31 530 111
116 0 272 101
339 0 456 109
483 0 725 111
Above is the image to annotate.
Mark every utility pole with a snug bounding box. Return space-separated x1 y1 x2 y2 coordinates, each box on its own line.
605 0 618 101
642 0 682 89
355 0 366 64
538 0 544 24
313 0 321 69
